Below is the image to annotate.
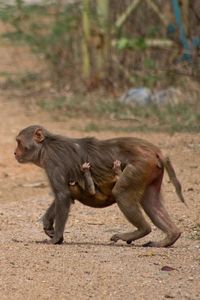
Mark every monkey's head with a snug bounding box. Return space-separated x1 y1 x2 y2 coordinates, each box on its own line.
14 125 46 165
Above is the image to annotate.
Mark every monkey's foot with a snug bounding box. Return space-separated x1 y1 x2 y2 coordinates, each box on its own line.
143 241 171 248
143 232 181 248
51 236 64 245
110 232 135 244
143 241 156 247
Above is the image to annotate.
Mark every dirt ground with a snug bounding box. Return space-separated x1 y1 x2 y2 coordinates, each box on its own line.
0 44 200 300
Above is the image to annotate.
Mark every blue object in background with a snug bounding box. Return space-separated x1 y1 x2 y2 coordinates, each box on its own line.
120 88 152 105
170 0 200 62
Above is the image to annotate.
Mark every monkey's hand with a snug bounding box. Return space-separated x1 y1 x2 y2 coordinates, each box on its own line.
42 216 55 238
113 160 122 177
81 162 91 172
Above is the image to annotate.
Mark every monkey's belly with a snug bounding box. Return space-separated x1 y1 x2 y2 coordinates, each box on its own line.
77 194 116 208
69 185 116 208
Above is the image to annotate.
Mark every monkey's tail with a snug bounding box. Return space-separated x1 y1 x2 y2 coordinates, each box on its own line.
162 156 187 206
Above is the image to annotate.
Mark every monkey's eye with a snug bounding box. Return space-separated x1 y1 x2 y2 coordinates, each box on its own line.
17 140 27 152
21 143 29 152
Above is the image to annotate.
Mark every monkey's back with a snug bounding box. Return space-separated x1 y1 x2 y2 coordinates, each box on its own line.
79 136 163 186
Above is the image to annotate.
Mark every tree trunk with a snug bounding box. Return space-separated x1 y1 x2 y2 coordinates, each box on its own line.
82 0 91 78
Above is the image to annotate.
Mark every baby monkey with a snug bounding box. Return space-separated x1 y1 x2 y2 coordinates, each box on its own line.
69 160 122 196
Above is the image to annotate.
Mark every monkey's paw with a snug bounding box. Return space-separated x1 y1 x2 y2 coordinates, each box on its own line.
142 241 155 247
113 160 121 168
81 162 91 171
110 234 133 244
44 228 55 238
51 236 64 245
110 234 120 242
113 160 122 177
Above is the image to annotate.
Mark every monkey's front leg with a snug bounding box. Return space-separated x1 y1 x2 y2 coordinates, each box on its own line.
51 190 72 244
42 200 55 238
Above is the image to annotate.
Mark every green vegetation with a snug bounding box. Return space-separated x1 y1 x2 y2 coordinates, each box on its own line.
0 0 199 90
0 1 199 134
0 1 82 87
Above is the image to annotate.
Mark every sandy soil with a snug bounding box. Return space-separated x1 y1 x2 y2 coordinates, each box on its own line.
0 42 199 300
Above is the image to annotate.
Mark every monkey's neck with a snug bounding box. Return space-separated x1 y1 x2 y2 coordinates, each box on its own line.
32 146 45 168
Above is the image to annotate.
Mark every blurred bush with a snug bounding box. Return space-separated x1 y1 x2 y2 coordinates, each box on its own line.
0 0 199 92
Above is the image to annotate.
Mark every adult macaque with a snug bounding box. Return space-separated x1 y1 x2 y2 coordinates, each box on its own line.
14 125 185 246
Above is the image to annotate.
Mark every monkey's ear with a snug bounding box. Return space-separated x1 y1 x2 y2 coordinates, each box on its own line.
34 128 45 143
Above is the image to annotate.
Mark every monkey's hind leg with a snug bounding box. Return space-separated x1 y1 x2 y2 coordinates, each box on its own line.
141 185 181 247
111 164 151 244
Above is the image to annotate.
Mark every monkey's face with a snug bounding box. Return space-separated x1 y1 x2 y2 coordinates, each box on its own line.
15 126 45 165
14 136 40 164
